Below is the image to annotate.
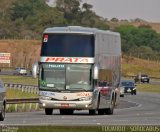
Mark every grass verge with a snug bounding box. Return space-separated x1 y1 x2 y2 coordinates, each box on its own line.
6 89 38 99
2 125 159 132
6 103 39 112
6 89 38 112
0 75 38 85
137 83 160 93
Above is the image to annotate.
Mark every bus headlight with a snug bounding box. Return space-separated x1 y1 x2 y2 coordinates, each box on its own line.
79 96 92 101
39 96 52 100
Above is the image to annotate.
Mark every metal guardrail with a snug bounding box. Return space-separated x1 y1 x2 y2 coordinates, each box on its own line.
4 83 39 112
6 98 39 104
4 83 39 94
6 98 40 112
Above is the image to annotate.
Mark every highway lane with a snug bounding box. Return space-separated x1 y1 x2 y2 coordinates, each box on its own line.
0 71 32 76
0 92 160 126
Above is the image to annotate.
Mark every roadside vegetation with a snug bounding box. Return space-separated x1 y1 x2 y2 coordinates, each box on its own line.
9 126 104 132
0 75 38 98
0 74 38 98
6 89 38 99
10 126 156 132
122 56 160 78
137 84 160 93
0 75 38 85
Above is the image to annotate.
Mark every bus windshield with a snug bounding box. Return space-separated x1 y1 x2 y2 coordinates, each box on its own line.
39 63 92 91
41 34 94 57
39 63 65 91
66 64 92 91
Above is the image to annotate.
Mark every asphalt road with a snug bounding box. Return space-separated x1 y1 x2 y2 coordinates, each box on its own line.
0 92 160 126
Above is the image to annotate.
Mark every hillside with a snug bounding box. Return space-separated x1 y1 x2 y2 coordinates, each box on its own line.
131 22 160 33
107 21 160 33
0 40 160 78
122 56 160 78
0 40 41 68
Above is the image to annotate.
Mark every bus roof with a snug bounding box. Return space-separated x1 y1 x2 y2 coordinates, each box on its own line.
43 26 120 36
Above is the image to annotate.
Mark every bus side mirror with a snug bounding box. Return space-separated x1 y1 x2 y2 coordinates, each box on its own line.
32 62 39 78
93 65 99 79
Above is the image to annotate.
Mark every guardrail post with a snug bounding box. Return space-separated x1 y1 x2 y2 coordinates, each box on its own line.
15 104 18 112
24 86 26 92
9 84 13 89
22 103 26 111
26 86 29 93
31 87 34 94
25 86 28 93
6 104 9 111
35 103 39 110
29 103 32 111
29 86 32 93
36 89 38 94
22 86 24 92
32 87 34 94
18 84 22 90
14 84 17 90
34 88 37 94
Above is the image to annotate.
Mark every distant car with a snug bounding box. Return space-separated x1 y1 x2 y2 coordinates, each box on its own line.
14 67 27 75
121 80 136 95
120 84 125 97
0 79 6 121
134 74 150 83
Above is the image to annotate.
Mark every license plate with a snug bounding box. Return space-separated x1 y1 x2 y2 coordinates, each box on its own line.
127 88 131 92
61 103 69 107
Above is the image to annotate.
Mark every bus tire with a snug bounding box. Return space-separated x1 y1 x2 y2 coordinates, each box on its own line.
97 94 105 115
0 103 5 121
89 109 96 115
98 109 105 115
45 108 53 115
105 98 115 115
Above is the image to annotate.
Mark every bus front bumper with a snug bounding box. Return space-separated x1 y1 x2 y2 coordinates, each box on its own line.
39 99 94 109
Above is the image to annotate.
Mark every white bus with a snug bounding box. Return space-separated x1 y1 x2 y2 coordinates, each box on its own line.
32 26 121 115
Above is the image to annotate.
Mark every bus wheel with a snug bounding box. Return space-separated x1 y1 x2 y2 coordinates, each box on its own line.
89 110 96 115
98 109 105 115
0 103 5 121
105 99 115 115
45 108 53 115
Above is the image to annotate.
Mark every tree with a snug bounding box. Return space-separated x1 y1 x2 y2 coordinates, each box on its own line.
10 0 48 21
82 3 93 11
56 0 81 20
115 25 160 59
110 17 119 22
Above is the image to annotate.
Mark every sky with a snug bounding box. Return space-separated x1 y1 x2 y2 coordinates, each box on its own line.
85 0 160 22
48 0 160 22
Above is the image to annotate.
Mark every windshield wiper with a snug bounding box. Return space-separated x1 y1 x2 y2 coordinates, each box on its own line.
51 87 62 92
40 86 62 92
